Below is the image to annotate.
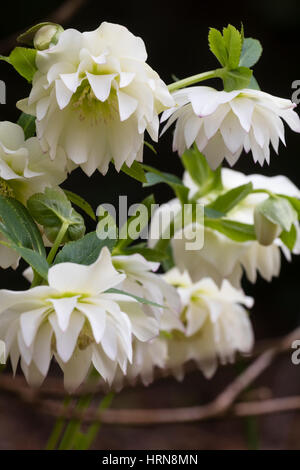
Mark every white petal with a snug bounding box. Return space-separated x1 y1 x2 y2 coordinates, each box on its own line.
48 247 125 295
49 311 84 363
86 72 116 102
230 97 254 132
20 307 47 347
77 303 106 343
49 296 79 331
117 91 138 121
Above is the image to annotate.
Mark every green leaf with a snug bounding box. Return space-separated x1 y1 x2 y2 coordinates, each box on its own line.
0 195 45 256
182 146 222 197
279 195 300 218
208 28 228 66
27 187 85 243
208 183 253 214
222 25 242 69
117 194 155 250
0 195 48 279
54 231 116 265
63 189 96 221
121 161 147 183
280 224 297 251
0 47 37 82
120 243 167 262
17 112 36 139
239 38 263 68
107 288 165 308
12 246 49 280
205 218 256 242
222 66 253 92
144 141 157 154
142 164 189 205
248 74 260 90
257 196 297 232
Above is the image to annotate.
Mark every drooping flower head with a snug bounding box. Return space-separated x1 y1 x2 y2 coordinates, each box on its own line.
0 247 160 390
149 168 300 287
18 22 174 176
162 269 254 380
161 87 300 169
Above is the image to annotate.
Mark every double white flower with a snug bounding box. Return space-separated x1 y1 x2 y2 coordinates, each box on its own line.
18 22 174 176
0 247 161 390
149 168 300 287
162 269 254 380
162 87 300 169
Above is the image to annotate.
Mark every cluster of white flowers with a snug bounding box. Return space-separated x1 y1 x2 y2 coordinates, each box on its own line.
149 168 300 287
0 20 299 393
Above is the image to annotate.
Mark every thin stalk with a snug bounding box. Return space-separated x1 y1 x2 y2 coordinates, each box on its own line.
58 394 92 450
74 392 115 450
46 221 69 264
168 69 221 92
45 396 72 450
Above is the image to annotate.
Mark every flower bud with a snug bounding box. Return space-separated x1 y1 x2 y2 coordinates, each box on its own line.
254 206 281 246
33 24 63 50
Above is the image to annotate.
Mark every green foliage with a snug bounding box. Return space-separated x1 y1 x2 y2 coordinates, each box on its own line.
256 196 297 232
27 187 85 243
63 189 96 221
182 146 222 197
54 231 116 265
107 288 165 308
121 161 147 183
0 47 37 82
116 194 155 250
208 25 262 91
239 38 263 68
0 195 48 279
120 243 167 262
208 183 253 214
205 218 256 242
221 66 253 92
143 164 189 204
280 224 297 251
17 112 36 139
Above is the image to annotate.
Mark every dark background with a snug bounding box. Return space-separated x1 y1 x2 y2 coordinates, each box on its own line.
0 0 299 449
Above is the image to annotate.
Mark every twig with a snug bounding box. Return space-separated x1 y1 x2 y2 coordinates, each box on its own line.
0 0 88 54
0 327 299 425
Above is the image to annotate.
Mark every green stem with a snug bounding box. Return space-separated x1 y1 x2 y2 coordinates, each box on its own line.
45 396 72 450
168 69 222 92
58 394 92 450
46 221 69 264
74 392 115 450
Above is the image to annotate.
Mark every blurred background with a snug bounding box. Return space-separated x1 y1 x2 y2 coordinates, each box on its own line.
0 0 299 450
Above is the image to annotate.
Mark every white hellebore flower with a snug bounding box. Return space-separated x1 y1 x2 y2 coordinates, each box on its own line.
163 269 254 380
108 253 183 389
18 22 174 176
0 121 67 269
149 168 300 287
0 247 160 391
161 87 300 169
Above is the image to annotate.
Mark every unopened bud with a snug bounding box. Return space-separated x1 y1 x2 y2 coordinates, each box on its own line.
254 206 281 246
33 24 63 51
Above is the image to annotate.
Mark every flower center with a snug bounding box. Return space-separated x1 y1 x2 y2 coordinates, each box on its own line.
71 78 118 125
0 178 14 198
